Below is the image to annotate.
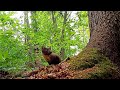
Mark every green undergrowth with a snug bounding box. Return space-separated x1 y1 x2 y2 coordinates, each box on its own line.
0 58 49 78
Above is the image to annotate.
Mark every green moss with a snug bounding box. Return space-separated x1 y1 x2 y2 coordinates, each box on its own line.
68 48 120 79
68 48 105 70
88 60 118 79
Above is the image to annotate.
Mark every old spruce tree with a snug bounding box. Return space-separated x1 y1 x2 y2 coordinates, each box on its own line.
67 11 120 79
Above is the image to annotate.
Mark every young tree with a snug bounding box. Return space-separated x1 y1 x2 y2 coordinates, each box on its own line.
24 11 30 43
60 11 67 60
30 11 40 59
31 11 38 32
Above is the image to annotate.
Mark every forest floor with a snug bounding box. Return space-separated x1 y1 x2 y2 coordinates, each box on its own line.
1 59 120 79
0 60 83 79
0 60 100 79
15 61 75 79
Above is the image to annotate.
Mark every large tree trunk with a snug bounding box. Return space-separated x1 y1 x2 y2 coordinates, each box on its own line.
67 11 120 79
87 11 120 66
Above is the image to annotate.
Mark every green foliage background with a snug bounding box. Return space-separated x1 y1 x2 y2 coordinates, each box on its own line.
0 11 90 74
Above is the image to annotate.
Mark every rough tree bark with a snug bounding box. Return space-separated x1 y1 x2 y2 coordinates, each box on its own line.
87 11 120 66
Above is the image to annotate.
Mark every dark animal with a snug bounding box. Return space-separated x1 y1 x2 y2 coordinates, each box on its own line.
42 46 61 65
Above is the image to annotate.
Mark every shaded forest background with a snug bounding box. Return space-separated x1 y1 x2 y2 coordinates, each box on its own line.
0 11 90 75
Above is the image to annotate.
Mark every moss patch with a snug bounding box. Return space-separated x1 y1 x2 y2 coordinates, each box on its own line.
67 48 120 79
88 60 119 79
68 48 105 70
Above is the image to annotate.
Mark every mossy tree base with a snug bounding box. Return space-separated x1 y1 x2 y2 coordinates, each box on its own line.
68 48 120 79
